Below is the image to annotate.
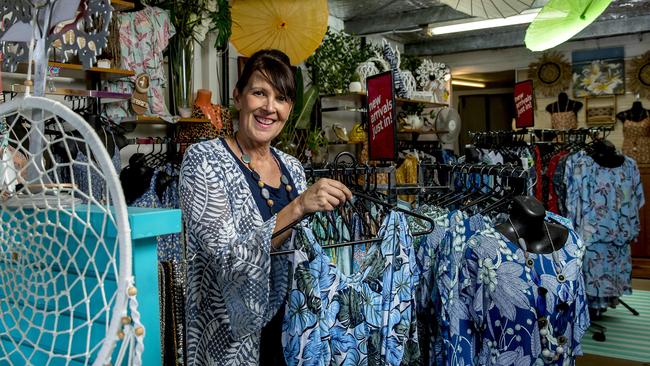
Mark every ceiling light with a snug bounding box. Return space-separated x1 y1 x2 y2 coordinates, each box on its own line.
451 79 486 88
429 8 541 35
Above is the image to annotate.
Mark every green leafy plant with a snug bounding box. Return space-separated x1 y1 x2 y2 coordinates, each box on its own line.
306 128 328 152
148 0 230 48
306 28 380 94
400 54 421 76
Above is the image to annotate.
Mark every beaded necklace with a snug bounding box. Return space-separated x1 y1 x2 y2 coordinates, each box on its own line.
234 133 294 213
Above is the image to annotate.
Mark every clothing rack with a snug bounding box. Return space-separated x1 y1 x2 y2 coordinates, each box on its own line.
126 136 174 145
468 126 615 146
270 153 434 256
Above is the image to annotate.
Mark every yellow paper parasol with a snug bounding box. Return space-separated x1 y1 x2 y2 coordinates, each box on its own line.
230 0 329 65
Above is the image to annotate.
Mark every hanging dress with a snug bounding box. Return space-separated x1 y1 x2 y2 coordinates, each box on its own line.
564 151 645 310
282 211 420 365
622 111 650 164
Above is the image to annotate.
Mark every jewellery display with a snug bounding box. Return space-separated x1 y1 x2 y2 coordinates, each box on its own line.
234 133 294 211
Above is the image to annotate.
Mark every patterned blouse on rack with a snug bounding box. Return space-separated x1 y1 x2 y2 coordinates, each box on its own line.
73 144 122 204
179 139 307 366
130 164 182 261
622 113 650 164
450 223 590 366
282 211 420 365
104 6 175 121
436 211 492 363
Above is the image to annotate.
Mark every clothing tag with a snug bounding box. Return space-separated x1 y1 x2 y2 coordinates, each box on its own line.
521 157 529 170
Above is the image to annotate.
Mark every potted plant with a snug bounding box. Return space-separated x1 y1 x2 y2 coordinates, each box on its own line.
306 128 329 164
349 73 363 93
306 28 379 95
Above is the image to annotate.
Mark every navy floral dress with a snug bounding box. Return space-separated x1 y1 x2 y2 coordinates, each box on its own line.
448 221 590 366
282 211 420 365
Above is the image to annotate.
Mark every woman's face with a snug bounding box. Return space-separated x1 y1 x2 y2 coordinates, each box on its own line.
234 70 293 146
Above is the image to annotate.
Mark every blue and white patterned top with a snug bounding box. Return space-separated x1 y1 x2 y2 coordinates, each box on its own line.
179 139 307 366
436 211 492 364
448 223 590 366
282 211 420 365
563 151 644 246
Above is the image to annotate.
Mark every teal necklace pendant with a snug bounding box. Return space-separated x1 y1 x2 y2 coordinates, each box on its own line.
241 153 251 164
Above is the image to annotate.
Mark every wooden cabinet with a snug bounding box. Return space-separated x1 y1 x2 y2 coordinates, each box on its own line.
632 164 650 278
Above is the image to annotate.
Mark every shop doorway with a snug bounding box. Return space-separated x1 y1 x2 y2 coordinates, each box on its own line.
458 93 514 148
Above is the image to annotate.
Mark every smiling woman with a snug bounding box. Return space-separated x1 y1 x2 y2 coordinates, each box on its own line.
178 49 353 365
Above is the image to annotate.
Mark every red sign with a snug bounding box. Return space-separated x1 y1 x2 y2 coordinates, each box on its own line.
366 71 397 161
514 80 534 128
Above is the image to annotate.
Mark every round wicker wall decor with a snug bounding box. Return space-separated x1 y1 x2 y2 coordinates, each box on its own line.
528 51 572 97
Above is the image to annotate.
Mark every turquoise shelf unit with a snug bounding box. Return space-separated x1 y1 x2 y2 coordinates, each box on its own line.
1 206 181 366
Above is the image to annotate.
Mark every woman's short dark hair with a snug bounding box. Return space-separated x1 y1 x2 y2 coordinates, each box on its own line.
236 49 296 103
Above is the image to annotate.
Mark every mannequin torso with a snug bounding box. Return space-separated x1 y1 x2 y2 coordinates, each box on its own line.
496 196 568 254
545 92 583 115
546 93 582 130
616 101 650 123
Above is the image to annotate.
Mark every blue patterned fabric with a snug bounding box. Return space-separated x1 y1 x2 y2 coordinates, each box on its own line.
74 144 122 203
564 151 644 246
408 205 449 366
179 139 307 365
450 224 590 366
282 211 420 365
563 152 644 308
382 43 408 98
129 165 183 261
435 211 491 364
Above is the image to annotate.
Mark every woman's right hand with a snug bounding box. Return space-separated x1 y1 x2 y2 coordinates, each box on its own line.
297 178 352 216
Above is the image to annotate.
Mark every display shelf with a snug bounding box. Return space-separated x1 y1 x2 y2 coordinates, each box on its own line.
121 116 211 124
327 141 364 145
397 130 449 134
320 93 448 110
111 0 135 11
10 84 131 101
14 62 134 80
396 98 448 109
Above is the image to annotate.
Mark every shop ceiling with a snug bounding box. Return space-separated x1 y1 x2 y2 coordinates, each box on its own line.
328 0 650 56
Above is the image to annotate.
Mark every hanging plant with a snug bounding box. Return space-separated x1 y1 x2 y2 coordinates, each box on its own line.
628 51 650 99
528 51 572 97
306 28 380 94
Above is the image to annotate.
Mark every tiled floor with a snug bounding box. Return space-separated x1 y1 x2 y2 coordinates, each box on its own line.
576 278 650 366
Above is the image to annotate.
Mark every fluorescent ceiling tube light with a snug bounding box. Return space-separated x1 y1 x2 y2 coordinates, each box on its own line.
429 8 541 35
451 79 486 88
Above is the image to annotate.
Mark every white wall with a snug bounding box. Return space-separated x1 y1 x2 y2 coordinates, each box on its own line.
433 33 650 149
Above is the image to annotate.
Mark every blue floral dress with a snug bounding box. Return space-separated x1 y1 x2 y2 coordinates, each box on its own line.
449 223 590 366
434 211 493 364
282 211 420 365
563 152 644 309
409 205 449 366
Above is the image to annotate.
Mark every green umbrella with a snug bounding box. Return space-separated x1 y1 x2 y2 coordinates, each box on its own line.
525 0 613 51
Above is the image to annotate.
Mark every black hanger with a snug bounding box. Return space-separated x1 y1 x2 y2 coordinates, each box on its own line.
270 191 435 256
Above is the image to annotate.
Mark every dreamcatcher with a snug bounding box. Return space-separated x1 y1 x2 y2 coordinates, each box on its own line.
0 1 143 365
